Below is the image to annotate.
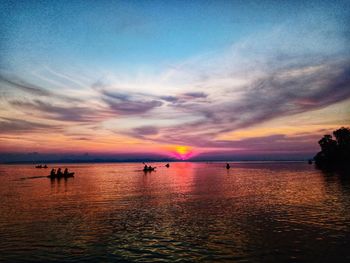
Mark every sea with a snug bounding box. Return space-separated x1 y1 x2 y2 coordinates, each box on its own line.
0 162 349 262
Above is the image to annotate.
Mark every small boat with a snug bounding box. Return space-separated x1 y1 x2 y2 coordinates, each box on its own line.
143 167 156 172
63 172 75 178
35 164 48 168
165 163 170 168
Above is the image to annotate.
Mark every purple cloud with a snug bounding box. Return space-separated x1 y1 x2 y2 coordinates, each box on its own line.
10 100 100 122
0 117 59 134
129 58 350 151
0 75 80 102
101 90 163 115
183 92 208 99
133 125 158 136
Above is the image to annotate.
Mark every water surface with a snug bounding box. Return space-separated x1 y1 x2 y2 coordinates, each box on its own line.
0 162 349 262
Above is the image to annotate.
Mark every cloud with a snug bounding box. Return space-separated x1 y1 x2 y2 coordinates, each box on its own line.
132 125 158 136
183 92 207 99
0 74 81 103
104 97 163 115
0 118 58 134
159 92 209 107
129 57 350 149
198 133 318 151
160 95 179 102
0 75 52 96
101 90 163 115
218 59 350 130
10 99 101 122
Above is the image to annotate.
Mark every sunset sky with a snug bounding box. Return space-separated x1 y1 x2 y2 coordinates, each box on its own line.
0 0 349 161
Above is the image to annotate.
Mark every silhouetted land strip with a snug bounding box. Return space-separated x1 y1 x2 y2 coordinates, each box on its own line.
314 127 350 171
3 159 311 164
2 158 175 164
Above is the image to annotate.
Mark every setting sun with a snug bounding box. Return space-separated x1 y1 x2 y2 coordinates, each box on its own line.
174 146 193 160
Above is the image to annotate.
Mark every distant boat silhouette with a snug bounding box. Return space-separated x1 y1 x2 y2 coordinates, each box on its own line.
226 163 230 169
165 163 170 168
35 164 48 168
143 162 156 172
143 167 156 172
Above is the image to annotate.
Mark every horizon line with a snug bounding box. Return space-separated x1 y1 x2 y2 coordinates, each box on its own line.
1 159 312 165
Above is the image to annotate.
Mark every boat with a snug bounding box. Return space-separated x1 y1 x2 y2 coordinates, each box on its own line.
143 167 156 172
165 163 170 168
35 165 48 168
63 172 75 178
47 172 75 179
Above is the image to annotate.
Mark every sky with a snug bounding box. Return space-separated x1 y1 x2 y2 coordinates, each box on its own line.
0 0 349 162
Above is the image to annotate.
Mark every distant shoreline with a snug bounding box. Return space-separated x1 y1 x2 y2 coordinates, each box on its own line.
1 160 308 165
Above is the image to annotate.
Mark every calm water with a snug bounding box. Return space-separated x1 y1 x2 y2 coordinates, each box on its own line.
0 162 349 262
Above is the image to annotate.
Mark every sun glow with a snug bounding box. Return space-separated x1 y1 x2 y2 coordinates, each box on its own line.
174 145 193 160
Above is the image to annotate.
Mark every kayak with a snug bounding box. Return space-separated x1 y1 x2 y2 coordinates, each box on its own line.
35 165 48 168
143 167 156 172
47 172 75 178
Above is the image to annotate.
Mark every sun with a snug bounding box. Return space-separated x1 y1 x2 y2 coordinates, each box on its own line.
174 145 193 160
176 146 189 155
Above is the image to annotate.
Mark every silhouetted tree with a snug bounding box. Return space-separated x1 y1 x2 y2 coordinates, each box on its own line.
333 127 350 163
318 134 337 154
333 127 350 147
314 127 350 168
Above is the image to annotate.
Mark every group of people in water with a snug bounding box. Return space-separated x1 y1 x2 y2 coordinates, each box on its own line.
143 164 156 171
143 163 171 171
49 168 73 178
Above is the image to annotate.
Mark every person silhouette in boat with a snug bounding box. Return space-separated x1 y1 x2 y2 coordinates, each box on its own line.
57 168 63 177
144 164 148 171
226 163 230 169
50 168 56 177
63 168 69 176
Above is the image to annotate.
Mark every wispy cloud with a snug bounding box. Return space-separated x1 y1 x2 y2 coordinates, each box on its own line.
0 74 81 102
10 100 101 122
132 125 158 136
0 75 52 96
0 117 59 134
101 90 163 115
